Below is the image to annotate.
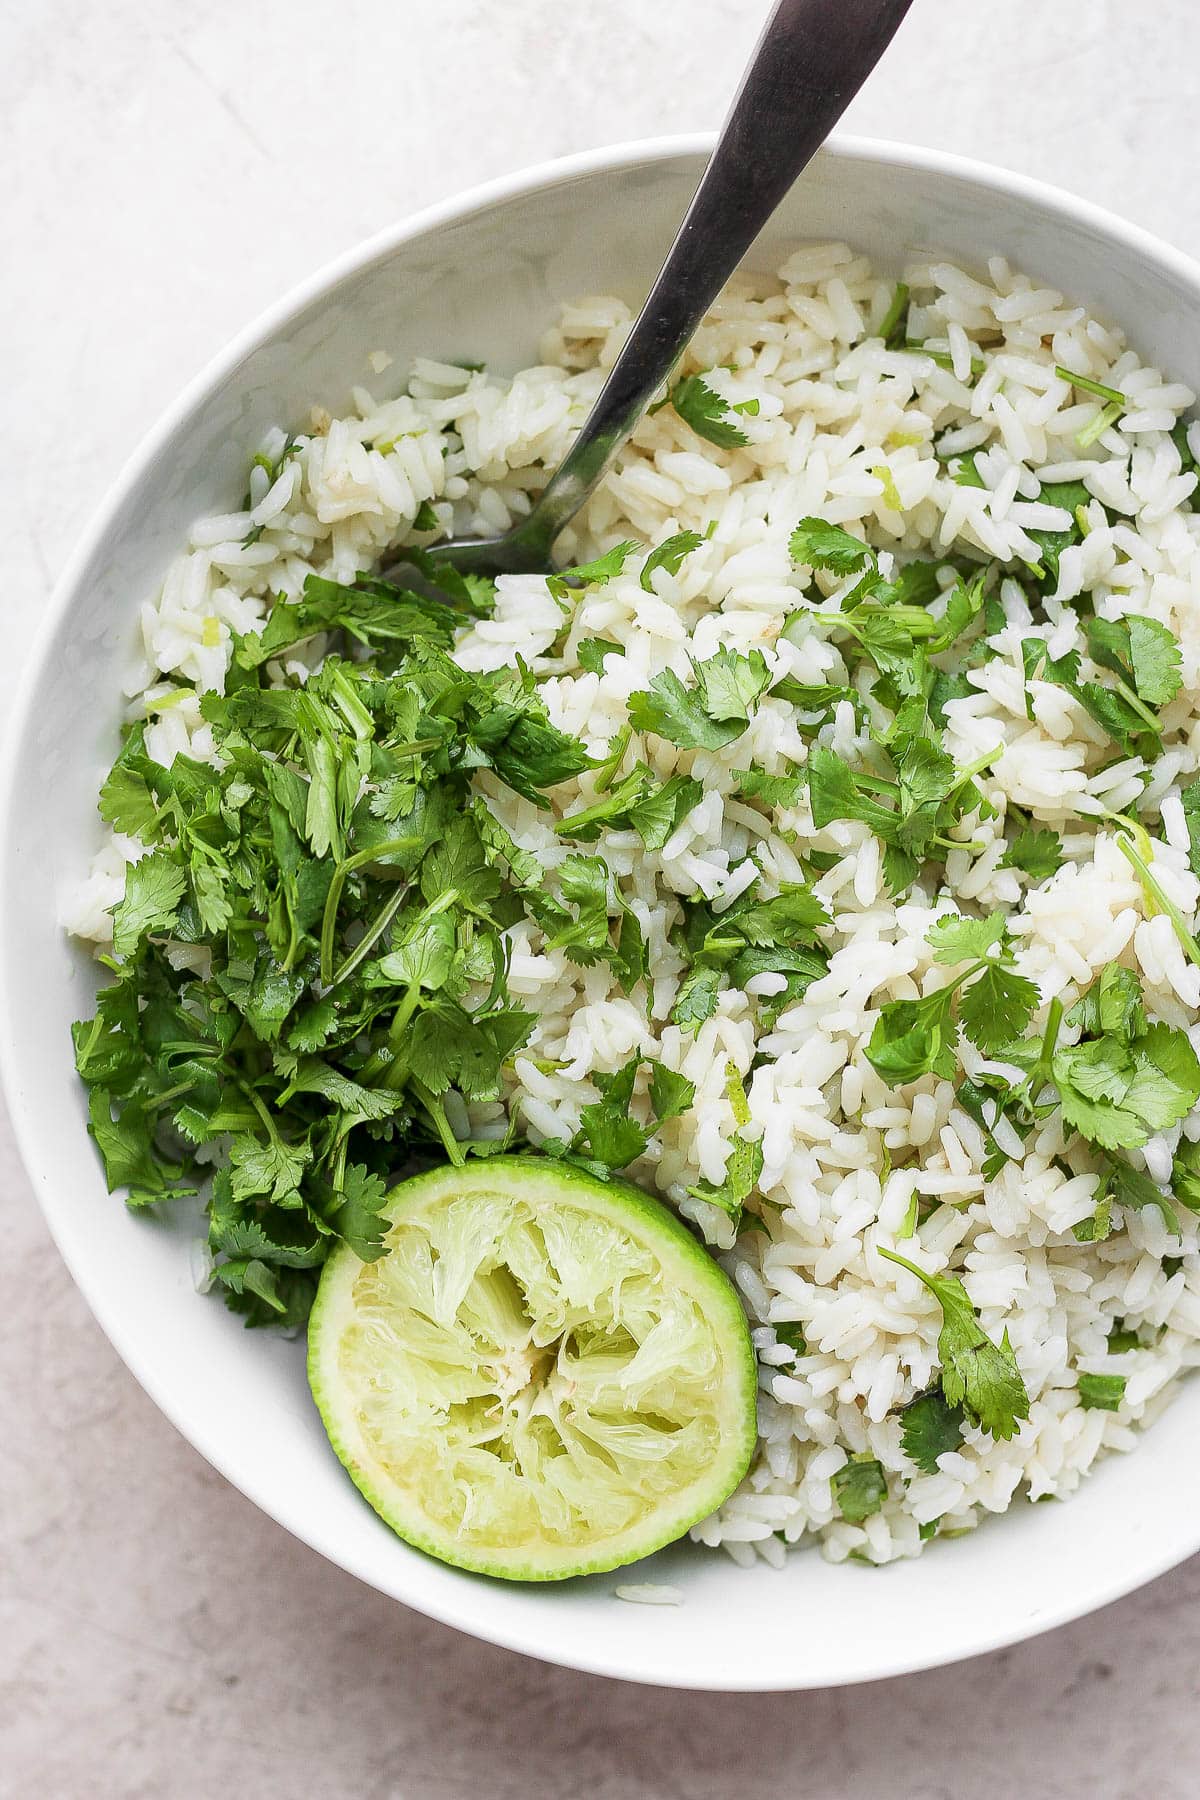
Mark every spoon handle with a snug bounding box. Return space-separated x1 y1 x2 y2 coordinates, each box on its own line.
497 0 916 567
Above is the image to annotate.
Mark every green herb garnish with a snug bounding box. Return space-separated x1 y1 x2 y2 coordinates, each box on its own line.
879 1249 1030 1441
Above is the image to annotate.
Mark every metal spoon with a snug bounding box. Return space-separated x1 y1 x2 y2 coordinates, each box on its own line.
399 0 915 579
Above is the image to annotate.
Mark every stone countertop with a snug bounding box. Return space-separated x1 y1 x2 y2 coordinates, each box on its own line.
5 2 1200 1793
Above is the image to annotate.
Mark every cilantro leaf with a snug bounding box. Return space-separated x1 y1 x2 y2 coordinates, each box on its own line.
734 767 805 810
686 1062 762 1224
628 648 770 750
999 827 1064 882
789 517 876 575
98 723 168 839
1103 1154 1180 1236
639 530 704 591
671 963 722 1033
865 988 958 1085
469 690 595 801
1052 1002 1200 1152
544 854 613 963
879 1249 1030 1440
546 540 639 604
692 647 771 724
1180 779 1200 877
554 766 658 842
666 374 750 449
325 1164 390 1261
1172 1135 1200 1213
577 1099 648 1172
648 1061 696 1124
958 962 1040 1055
556 1054 695 1176
228 1132 310 1205
900 1387 965 1473
1067 963 1145 1042
832 1457 887 1523
110 851 187 959
1077 1372 1127 1412
576 637 624 675
625 774 703 852
927 910 1007 965
86 1088 192 1204
1024 479 1090 585
1085 615 1182 709
806 746 897 840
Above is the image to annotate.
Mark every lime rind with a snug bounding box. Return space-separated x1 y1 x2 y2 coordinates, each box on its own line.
307 1156 757 1581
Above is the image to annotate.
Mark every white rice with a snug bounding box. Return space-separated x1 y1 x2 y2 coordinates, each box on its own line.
66 243 1200 1568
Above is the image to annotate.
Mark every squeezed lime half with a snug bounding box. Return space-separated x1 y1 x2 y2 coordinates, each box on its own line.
307 1155 757 1581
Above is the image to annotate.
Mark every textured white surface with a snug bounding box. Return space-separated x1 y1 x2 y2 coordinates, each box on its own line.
5 0 1200 1790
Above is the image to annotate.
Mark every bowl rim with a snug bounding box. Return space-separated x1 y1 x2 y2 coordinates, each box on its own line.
8 130 1200 1691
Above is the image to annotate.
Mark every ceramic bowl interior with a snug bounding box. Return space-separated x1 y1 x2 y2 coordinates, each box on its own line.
7 137 1200 1690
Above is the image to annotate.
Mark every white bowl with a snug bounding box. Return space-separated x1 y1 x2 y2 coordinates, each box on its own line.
6 136 1200 1692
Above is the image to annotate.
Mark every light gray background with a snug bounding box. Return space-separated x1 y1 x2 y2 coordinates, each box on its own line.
5 3 1200 1795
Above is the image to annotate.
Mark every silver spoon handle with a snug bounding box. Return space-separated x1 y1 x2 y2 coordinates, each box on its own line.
514 0 916 560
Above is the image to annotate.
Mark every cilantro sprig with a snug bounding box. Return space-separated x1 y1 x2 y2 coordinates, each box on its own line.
543 1052 696 1178
865 911 1038 1083
879 1248 1030 1441
627 646 772 750
1023 615 1182 758
659 373 755 449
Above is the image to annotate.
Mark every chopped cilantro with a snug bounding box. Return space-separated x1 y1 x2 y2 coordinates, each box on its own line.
546 541 638 604
773 1322 808 1358
627 647 771 750
866 911 1037 1081
663 374 751 449
639 530 704 591
872 465 904 513
686 1062 762 1226
879 1248 1030 1441
833 1456 887 1523
1077 1372 1127 1412
789 516 876 576
576 637 624 675
998 826 1064 882
878 281 910 349
900 1387 965 1473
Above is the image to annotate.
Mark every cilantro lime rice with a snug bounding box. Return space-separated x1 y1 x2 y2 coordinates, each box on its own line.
68 241 1200 1570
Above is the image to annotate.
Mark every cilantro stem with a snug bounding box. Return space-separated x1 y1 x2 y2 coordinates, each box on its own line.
1115 833 1200 971
1055 365 1126 408
1021 994 1065 1105
238 1081 287 1148
1040 994 1064 1068
319 835 423 988
329 884 408 991
387 982 423 1051
144 1079 197 1114
411 1079 465 1166
906 343 987 379
932 834 986 854
1077 399 1124 450
326 666 376 741
592 725 631 795
878 281 910 346
947 745 1004 795
1107 673 1161 736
